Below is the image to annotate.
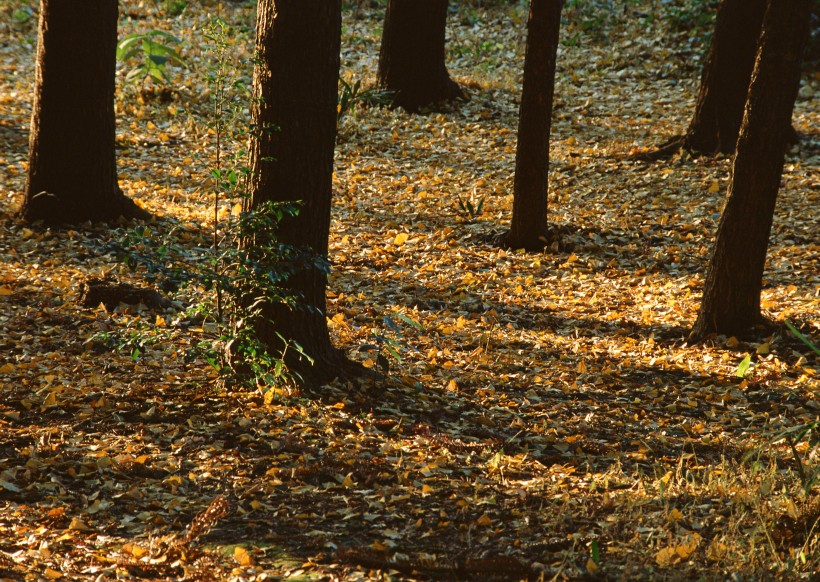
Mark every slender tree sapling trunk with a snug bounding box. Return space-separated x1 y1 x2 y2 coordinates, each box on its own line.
505 0 563 251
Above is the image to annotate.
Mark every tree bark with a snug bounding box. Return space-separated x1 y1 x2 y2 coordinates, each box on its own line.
248 0 357 385
504 0 563 251
22 0 149 224
690 0 811 340
684 0 767 155
377 0 466 112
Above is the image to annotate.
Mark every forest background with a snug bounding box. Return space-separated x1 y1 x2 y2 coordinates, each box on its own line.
0 0 818 579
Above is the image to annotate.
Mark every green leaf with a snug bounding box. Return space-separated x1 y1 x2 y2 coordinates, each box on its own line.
124 67 146 84
735 354 752 378
396 313 423 330
148 54 170 67
144 41 188 67
383 344 402 363
116 34 145 60
785 320 820 357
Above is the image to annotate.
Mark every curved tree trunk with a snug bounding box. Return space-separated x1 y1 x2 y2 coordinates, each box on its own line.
683 0 767 155
248 0 358 385
377 0 466 112
505 0 563 252
22 0 149 224
690 0 811 340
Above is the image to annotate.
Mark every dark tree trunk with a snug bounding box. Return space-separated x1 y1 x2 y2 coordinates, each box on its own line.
690 0 811 340
377 0 466 112
248 0 358 385
22 0 149 224
684 0 767 155
504 0 563 251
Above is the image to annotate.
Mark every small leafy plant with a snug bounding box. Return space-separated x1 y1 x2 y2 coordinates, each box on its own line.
338 77 393 120
94 17 318 392
117 30 188 85
158 0 188 17
87 317 170 363
359 313 422 378
455 189 486 219
775 421 819 493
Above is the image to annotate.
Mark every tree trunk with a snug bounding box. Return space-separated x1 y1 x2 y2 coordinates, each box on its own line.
22 0 149 224
377 0 466 112
504 0 563 251
684 0 767 155
248 0 357 385
690 0 811 340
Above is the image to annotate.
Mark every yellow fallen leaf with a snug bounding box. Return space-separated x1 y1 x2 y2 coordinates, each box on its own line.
0 363 14 374
655 546 677 566
68 518 91 531
44 568 62 580
234 546 254 566
577 360 587 373
341 474 355 488
42 392 58 407
708 179 720 193
393 232 409 245
586 558 599 574
756 342 770 355
421 484 433 495
371 540 387 551
706 541 728 561
476 514 493 526
0 286 12 296
667 508 684 522
123 543 148 558
676 542 696 559
47 507 66 519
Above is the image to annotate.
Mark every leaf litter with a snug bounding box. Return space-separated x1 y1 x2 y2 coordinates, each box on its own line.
0 1 818 580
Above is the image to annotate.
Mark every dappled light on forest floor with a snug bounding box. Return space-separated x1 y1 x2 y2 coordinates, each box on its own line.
1 0 818 579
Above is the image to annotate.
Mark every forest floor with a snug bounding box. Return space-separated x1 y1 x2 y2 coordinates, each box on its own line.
1 1 819 580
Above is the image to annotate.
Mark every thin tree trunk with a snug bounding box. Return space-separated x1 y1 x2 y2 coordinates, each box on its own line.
377 0 465 112
22 0 148 224
505 0 563 251
248 0 358 385
690 0 811 339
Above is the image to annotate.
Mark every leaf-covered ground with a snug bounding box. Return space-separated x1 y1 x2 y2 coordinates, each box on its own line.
1 1 818 580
